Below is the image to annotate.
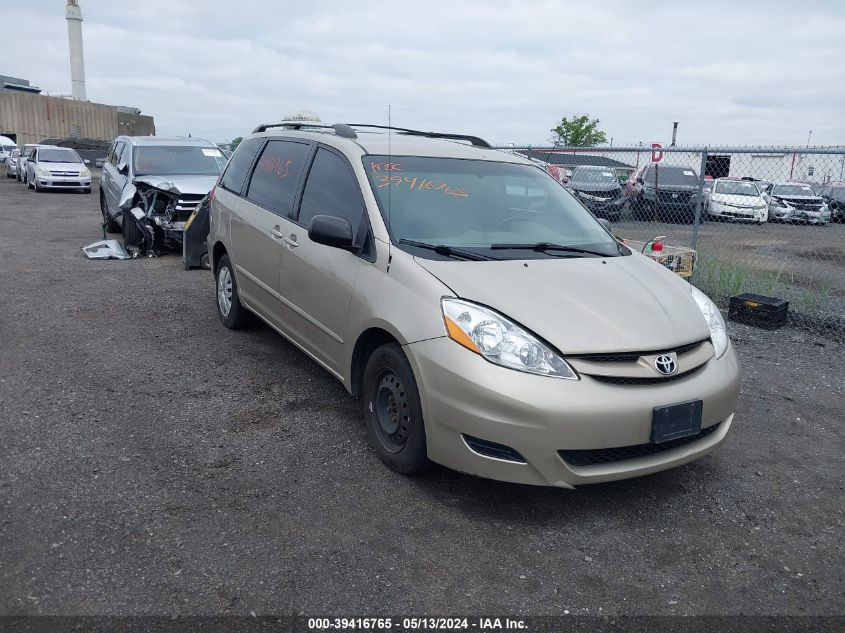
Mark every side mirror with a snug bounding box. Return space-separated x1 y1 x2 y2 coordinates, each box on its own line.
598 218 612 232
84 159 91 165
308 215 354 250
117 161 128 175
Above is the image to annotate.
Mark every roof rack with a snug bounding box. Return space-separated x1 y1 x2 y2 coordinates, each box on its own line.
251 121 492 149
252 121 358 139
346 124 492 149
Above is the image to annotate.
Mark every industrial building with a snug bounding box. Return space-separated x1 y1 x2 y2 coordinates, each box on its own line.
0 1 155 147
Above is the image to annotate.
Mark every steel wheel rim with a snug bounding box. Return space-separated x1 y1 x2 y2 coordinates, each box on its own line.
217 266 233 317
374 370 411 453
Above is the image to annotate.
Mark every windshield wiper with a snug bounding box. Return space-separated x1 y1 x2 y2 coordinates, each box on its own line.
490 242 617 257
398 239 496 261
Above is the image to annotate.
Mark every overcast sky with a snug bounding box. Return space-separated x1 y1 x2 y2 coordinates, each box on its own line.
5 1 845 146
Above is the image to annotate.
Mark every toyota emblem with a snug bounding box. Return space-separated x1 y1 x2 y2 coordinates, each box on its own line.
654 355 677 375
671 192 679 198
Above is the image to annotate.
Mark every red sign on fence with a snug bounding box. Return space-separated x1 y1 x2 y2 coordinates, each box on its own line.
651 143 663 163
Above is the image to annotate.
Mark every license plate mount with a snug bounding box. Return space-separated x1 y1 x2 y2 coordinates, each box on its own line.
651 400 703 443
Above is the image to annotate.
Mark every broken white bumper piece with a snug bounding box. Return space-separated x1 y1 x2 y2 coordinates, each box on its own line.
82 239 130 260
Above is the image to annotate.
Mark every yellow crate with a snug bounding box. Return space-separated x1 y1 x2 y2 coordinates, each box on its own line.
622 238 697 278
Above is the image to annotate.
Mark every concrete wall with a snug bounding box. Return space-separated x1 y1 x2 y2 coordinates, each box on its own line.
0 91 154 146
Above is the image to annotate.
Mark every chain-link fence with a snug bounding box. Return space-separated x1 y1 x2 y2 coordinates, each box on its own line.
497 145 845 334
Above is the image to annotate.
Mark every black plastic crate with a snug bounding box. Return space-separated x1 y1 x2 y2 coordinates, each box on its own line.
728 293 789 329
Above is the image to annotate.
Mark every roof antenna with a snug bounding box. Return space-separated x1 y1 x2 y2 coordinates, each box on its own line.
387 104 392 270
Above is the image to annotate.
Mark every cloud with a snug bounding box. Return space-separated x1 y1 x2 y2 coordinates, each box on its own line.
4 0 845 146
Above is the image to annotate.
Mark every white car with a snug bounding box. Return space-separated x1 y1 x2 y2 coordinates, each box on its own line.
5 148 21 178
706 179 768 223
766 182 830 224
17 144 56 183
0 138 16 173
25 146 92 193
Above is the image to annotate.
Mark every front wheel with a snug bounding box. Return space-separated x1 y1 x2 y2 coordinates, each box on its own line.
362 343 430 475
215 254 252 329
100 192 120 233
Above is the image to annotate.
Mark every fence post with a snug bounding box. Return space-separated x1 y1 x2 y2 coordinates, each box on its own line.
691 149 709 251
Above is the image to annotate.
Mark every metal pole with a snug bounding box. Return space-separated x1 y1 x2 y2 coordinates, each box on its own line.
691 149 708 251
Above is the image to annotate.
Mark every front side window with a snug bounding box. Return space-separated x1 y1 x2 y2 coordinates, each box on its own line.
363 156 621 260
298 148 365 233
219 137 263 193
245 140 310 216
134 145 226 177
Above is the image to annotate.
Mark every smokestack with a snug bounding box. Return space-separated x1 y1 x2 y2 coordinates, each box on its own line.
66 0 87 101
671 121 678 147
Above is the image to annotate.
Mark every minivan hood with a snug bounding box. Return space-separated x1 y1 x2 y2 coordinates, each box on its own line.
133 174 218 195
416 254 710 354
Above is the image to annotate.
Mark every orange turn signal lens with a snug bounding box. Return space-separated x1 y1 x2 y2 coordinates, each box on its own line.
444 316 480 354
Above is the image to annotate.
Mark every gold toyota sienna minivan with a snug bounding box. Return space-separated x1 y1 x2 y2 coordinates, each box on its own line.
208 122 740 489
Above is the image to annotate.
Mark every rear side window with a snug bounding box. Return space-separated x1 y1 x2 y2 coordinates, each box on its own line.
297 148 364 233
245 140 310 216
220 137 263 194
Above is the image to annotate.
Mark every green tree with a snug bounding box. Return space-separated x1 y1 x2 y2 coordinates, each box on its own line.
550 115 607 147
230 136 243 150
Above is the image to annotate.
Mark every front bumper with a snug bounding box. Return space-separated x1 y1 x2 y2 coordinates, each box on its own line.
406 337 740 488
36 177 91 190
769 205 830 223
709 202 767 222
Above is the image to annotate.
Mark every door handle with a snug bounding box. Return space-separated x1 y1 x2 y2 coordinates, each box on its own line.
283 234 299 248
270 227 285 239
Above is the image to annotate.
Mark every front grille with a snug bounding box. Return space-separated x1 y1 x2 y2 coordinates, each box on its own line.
49 170 79 177
175 195 205 214
573 339 706 364
657 191 692 204
791 202 823 211
559 423 721 467
463 434 526 463
589 364 705 385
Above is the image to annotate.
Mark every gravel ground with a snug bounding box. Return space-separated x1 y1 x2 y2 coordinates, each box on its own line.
0 177 843 617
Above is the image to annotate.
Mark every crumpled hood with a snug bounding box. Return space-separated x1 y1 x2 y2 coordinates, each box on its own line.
417 253 711 354
133 174 218 196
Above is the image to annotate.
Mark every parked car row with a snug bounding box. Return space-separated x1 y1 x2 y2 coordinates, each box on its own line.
4 143 92 192
613 163 839 225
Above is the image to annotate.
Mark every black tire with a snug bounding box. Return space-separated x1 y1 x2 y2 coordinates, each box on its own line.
362 343 430 475
215 254 252 329
100 191 120 233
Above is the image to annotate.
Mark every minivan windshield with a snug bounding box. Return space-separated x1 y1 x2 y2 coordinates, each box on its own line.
715 180 760 196
37 148 82 163
364 156 622 259
644 166 699 186
570 168 618 185
134 145 226 177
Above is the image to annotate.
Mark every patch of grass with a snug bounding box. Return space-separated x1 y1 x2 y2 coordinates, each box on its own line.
693 253 836 321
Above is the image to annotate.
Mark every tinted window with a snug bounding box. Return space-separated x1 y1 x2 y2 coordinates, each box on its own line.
298 148 364 233
644 166 699 186
245 140 310 216
220 137 263 194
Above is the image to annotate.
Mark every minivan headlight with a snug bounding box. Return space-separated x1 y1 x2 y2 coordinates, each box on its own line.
441 298 577 379
690 286 729 358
